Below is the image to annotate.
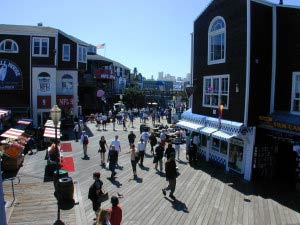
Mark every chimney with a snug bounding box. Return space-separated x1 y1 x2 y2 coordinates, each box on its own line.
37 22 43 26
279 0 283 4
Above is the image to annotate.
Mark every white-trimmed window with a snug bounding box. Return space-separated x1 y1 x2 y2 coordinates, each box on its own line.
0 39 19 53
38 72 51 94
203 75 229 108
62 44 70 61
62 74 73 94
78 46 87 63
291 72 300 114
212 138 228 155
32 37 49 57
208 16 226 65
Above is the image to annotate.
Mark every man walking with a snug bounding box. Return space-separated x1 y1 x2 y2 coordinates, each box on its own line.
108 145 118 180
137 138 146 167
128 131 136 147
80 131 89 159
88 172 104 220
162 153 177 200
110 135 121 167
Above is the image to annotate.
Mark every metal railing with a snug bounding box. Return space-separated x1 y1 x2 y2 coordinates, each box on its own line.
3 176 20 207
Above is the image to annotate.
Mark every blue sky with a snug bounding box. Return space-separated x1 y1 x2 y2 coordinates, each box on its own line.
0 0 299 79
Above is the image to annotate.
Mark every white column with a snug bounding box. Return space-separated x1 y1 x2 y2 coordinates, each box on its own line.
243 127 256 181
206 137 211 161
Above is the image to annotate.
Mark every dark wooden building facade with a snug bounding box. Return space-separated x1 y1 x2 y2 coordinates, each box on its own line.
0 24 89 126
178 0 300 183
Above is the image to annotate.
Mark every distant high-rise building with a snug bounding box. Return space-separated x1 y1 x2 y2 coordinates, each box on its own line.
158 71 164 80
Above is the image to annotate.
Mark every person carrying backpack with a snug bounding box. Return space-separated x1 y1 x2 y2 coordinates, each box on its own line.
81 131 89 159
88 172 104 221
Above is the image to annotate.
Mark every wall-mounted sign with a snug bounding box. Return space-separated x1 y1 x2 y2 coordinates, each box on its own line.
0 59 23 90
38 77 51 93
94 69 115 80
57 95 73 109
259 115 300 132
37 96 51 109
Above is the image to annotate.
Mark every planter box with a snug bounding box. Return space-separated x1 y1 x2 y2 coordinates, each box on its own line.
2 153 24 171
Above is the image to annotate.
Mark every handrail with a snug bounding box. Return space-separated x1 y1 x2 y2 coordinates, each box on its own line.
3 176 20 207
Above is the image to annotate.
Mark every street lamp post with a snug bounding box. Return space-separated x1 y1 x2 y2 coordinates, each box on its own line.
50 105 63 225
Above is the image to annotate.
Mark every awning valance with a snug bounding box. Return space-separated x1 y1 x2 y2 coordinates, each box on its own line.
43 127 61 138
45 120 61 128
212 130 237 141
176 120 204 132
1 128 24 139
199 127 218 135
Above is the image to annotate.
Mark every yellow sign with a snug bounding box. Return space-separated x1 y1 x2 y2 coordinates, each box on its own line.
273 121 300 132
258 116 272 122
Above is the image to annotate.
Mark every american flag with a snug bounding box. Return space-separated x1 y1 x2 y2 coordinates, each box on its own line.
96 43 106 49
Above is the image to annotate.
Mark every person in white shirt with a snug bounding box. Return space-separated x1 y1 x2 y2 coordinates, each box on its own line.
137 138 146 167
110 135 121 167
141 131 150 152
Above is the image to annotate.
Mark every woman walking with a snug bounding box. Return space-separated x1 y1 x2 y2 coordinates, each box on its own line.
126 144 138 179
99 136 108 166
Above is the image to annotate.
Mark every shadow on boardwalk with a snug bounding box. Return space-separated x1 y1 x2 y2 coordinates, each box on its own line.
192 157 300 213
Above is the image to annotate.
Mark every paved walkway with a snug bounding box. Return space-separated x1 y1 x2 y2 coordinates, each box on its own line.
3 118 300 225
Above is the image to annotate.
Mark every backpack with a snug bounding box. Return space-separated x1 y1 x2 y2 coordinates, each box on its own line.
88 183 96 200
83 135 89 145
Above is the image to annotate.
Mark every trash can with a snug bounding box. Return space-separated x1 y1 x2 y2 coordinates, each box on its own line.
57 176 74 202
53 169 68 190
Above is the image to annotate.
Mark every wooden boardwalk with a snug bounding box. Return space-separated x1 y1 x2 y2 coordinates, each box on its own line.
3 118 300 225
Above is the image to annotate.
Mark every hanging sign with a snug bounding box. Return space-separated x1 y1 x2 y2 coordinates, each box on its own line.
0 59 23 90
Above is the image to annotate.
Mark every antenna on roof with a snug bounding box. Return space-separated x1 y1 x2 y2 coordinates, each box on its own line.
279 0 283 4
37 22 43 26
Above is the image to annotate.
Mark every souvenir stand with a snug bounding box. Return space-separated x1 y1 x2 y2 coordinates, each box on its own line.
43 120 61 145
0 128 27 171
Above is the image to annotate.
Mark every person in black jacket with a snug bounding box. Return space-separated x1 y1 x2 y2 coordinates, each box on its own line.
162 153 177 200
89 172 104 220
128 131 136 147
154 141 164 172
108 145 118 180
165 143 175 160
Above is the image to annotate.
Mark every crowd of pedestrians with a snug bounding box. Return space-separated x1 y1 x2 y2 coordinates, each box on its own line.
74 107 200 224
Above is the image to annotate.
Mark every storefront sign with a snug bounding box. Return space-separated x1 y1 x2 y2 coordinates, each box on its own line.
259 115 300 132
94 69 115 80
57 95 73 109
38 77 51 93
273 121 300 132
37 96 51 109
0 59 23 90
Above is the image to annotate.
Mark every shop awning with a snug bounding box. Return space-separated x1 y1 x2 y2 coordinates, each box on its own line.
17 119 33 125
1 128 24 139
43 127 61 138
212 130 237 141
44 120 61 128
176 120 204 132
0 109 11 119
198 127 218 136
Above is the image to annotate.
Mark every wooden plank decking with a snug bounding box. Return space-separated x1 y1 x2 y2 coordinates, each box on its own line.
2 118 300 225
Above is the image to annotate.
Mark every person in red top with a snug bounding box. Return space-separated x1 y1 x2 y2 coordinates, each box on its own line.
109 196 122 225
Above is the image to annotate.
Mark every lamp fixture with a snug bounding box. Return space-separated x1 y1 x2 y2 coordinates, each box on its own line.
235 83 239 93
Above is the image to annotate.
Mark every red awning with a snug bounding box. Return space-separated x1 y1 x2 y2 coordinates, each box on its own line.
1 128 24 139
17 119 33 125
43 127 61 138
44 120 61 128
